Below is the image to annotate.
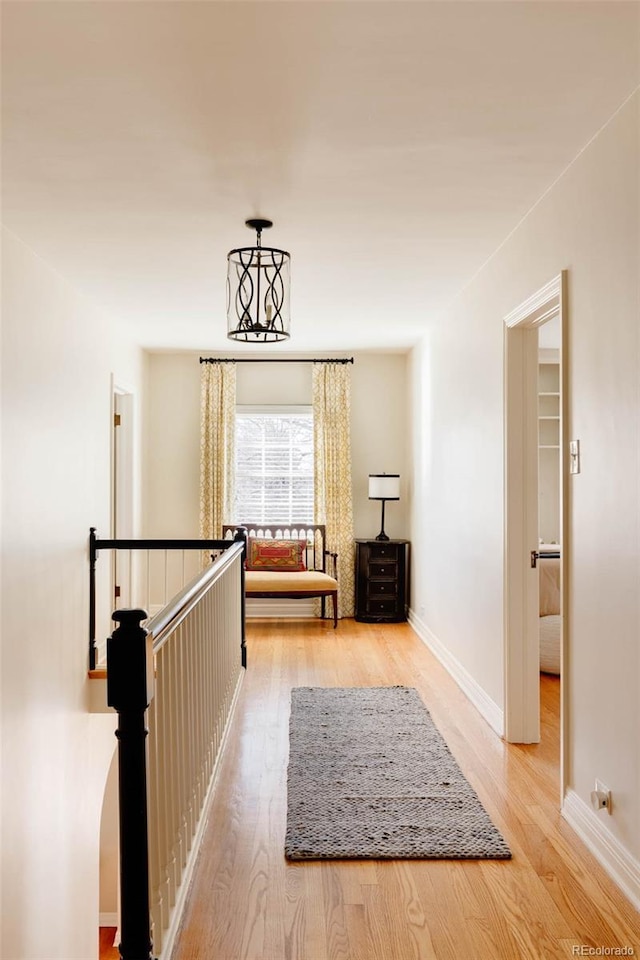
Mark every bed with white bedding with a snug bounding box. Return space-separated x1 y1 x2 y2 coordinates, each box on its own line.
539 554 560 674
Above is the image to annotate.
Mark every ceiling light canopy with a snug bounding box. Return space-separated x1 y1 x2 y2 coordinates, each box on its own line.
226 218 291 342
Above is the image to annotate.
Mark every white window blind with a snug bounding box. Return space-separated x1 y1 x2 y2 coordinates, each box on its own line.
235 407 314 524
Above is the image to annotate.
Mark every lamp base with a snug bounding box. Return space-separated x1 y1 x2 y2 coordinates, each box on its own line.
374 500 390 541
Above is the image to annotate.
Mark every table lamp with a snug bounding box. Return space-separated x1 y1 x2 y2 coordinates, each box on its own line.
368 473 400 541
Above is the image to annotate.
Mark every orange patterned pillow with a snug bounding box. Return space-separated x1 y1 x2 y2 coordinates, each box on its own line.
246 538 307 572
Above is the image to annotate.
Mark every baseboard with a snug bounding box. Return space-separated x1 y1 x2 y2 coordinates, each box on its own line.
408 608 504 737
562 788 640 911
246 598 316 618
99 912 118 927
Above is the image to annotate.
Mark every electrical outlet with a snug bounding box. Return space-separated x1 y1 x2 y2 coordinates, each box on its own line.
591 779 612 814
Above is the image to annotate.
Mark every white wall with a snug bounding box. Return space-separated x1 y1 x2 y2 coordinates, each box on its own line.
410 94 639 863
1 229 144 959
99 753 119 921
144 351 410 541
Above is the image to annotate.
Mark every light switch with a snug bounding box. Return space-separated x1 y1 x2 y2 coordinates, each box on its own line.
569 439 580 474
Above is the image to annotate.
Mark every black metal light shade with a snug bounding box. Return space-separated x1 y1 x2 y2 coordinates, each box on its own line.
227 218 291 342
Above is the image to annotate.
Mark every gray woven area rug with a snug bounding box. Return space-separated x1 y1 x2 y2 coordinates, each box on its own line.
285 686 511 861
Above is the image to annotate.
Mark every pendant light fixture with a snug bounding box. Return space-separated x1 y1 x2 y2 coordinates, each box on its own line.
226 218 291 342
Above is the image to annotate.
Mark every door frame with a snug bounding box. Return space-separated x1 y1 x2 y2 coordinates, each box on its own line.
111 378 135 607
503 272 568 784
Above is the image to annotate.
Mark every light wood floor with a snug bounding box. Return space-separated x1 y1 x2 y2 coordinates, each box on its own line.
98 927 119 960
170 618 640 960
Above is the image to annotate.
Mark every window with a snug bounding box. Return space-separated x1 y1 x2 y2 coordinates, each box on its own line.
235 407 314 524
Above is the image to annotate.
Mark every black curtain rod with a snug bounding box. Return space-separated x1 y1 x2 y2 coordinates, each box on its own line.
199 357 354 365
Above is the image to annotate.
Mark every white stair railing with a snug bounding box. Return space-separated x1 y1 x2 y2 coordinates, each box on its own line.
89 528 234 669
106 540 245 960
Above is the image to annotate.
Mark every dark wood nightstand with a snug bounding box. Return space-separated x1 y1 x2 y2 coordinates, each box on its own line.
354 539 409 622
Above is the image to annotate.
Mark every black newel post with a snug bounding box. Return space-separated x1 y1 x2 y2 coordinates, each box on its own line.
107 608 155 960
234 527 248 668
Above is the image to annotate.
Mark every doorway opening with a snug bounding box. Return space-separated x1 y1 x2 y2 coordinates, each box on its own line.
503 272 568 795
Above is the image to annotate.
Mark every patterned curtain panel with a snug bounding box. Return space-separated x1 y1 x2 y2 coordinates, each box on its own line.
312 363 355 618
199 362 237 544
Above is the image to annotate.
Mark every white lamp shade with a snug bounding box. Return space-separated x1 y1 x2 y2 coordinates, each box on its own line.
368 474 400 500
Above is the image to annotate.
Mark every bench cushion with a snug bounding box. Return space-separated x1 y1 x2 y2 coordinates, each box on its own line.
245 570 338 594
246 537 306 572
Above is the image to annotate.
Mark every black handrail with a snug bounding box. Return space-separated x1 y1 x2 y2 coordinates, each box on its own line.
89 527 247 670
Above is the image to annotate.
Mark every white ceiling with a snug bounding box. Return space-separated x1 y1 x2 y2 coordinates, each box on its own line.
2 1 638 353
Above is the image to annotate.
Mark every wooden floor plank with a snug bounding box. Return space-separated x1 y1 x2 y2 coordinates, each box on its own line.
98 928 119 960
170 619 640 960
